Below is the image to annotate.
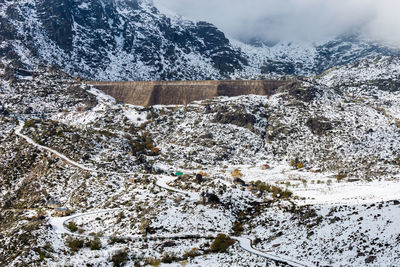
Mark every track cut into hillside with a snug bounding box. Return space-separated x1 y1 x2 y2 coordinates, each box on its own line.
15 121 309 267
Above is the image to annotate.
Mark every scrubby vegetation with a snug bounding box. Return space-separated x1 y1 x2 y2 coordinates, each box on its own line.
110 250 128 267
252 180 293 199
210 234 235 253
89 237 102 250
2 54 400 267
289 158 304 169
66 237 85 253
66 221 78 232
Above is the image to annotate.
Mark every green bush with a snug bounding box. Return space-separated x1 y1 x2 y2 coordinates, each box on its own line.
280 189 293 199
232 222 244 235
146 258 161 266
89 237 102 250
183 248 200 259
395 155 400 165
24 119 37 128
131 132 157 155
161 252 178 263
66 237 84 253
336 173 346 182
108 236 127 245
111 250 128 267
66 221 78 232
255 180 271 194
210 234 235 253
253 180 292 199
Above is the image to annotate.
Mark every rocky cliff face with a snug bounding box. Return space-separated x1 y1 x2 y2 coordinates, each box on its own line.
0 0 398 81
0 0 247 80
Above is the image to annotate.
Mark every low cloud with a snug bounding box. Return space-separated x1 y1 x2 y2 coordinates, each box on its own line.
153 0 400 47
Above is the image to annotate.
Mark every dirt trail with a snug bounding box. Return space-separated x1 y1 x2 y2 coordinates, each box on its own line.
16 122 310 267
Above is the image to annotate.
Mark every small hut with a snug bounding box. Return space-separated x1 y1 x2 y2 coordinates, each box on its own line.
261 164 271 170
54 207 69 217
47 200 61 209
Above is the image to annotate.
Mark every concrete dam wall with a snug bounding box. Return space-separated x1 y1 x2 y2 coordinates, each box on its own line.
88 80 292 106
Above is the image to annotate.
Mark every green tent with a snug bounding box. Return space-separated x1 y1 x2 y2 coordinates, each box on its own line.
175 172 184 176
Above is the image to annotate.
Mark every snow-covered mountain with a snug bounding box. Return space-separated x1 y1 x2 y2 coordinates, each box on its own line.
0 0 247 80
1 1 400 266
0 0 398 80
1 53 400 266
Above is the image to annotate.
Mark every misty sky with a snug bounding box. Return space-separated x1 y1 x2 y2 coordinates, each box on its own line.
153 0 400 47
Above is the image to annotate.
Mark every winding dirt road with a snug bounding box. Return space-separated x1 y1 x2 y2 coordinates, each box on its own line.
16 122 310 267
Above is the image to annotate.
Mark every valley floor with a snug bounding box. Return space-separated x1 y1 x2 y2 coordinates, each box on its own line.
1 59 400 266
11 123 400 266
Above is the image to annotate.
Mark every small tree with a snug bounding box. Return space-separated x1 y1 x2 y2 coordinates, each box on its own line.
111 250 128 267
336 173 346 182
139 218 150 236
66 237 84 253
395 155 400 165
161 252 178 263
183 248 200 259
232 222 244 235
66 221 78 232
89 237 102 250
296 162 304 169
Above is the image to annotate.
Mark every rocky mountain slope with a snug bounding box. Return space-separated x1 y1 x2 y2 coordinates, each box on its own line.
1 55 400 266
1 1 400 266
0 0 398 80
147 56 400 180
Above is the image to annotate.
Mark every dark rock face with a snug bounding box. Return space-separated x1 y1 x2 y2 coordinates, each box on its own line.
36 0 74 51
288 87 318 102
2 66 16 81
207 193 220 203
0 1 398 80
233 178 246 186
261 61 296 75
306 117 333 135
370 79 400 92
364 256 376 264
199 133 213 139
71 134 80 143
277 82 321 102
314 34 396 73
0 0 247 80
195 174 203 183
213 112 256 129
0 102 8 116
0 17 16 45
192 22 248 74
